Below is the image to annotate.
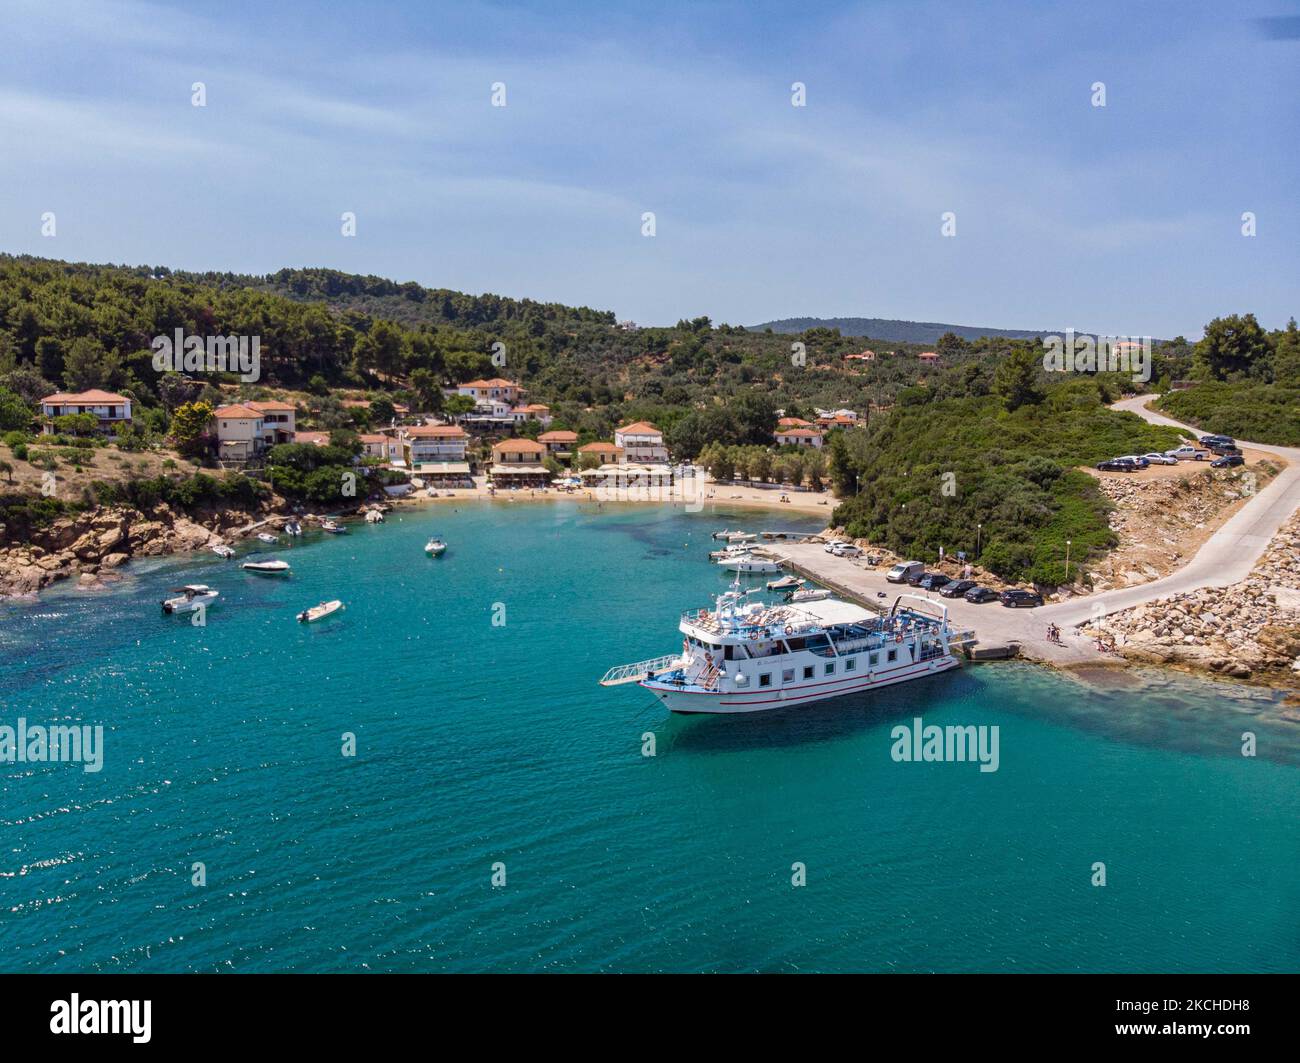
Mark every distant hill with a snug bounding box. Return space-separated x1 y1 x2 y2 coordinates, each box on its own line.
751 316 1064 344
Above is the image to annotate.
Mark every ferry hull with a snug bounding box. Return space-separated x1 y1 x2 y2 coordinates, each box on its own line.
644 654 960 714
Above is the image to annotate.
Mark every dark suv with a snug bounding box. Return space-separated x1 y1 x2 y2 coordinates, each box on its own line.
999 589 1044 608
1097 457 1138 472
939 579 976 598
905 569 930 586
917 573 950 591
1200 434 1234 448
1211 453 1244 468
964 586 998 603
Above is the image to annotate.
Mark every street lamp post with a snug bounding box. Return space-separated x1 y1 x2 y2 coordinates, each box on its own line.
1065 539 1072 580
976 523 982 558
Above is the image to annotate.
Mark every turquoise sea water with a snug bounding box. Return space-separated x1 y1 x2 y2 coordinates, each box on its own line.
1 501 1297 973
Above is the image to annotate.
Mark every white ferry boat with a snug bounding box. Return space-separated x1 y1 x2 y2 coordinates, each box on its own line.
601 584 964 714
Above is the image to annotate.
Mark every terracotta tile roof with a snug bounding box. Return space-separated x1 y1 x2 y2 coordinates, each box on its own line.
405 425 467 439
214 404 262 419
246 400 295 411
41 389 130 404
463 378 520 389
777 427 825 438
616 421 661 435
777 417 813 428
578 441 622 453
492 438 546 454
538 430 578 442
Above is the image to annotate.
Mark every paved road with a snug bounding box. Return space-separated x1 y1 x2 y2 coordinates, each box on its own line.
774 396 1299 663
1039 395 1300 627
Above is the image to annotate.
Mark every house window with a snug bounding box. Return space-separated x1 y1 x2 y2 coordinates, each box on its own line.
846 657 857 672
782 669 795 683
887 649 897 663
802 666 814 680
759 673 772 688
825 662 835 676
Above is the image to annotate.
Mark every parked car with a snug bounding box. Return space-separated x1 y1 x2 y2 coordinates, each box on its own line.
1142 452 1178 466
963 586 999 604
939 579 977 598
885 561 924 584
837 543 863 557
1117 455 1150 468
917 572 950 591
1209 443 1242 456
905 568 931 587
999 589 1044 608
1097 457 1139 472
1211 453 1245 468
1199 434 1234 447
1165 444 1210 461
823 541 842 553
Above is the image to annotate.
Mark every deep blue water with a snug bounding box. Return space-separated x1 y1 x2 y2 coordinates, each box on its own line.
1 501 1297 972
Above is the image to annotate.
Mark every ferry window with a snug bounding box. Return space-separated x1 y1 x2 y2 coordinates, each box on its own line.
845 657 856 671
803 666 814 680
869 653 878 667
824 662 835 676
887 649 897 662
782 669 795 683
759 673 772 687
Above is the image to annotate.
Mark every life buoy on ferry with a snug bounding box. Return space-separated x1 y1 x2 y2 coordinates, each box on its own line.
784 625 794 636
895 632 904 644
749 631 759 640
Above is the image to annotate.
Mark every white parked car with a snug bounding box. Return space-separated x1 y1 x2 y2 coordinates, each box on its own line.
833 543 863 557
1142 452 1178 466
1164 444 1210 461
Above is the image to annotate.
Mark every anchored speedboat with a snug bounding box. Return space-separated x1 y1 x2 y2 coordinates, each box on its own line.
242 559 290 575
425 537 447 557
600 582 963 714
161 584 219 614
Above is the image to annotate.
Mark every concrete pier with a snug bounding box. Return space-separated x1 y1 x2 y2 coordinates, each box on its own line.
770 543 1103 666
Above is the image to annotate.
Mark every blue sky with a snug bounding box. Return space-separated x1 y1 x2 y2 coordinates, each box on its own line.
2 0 1297 338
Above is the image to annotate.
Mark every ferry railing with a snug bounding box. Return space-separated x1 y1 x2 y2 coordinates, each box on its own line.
598 654 686 687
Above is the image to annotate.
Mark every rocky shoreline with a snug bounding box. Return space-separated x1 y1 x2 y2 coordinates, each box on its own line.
0 499 294 598
1082 513 1300 688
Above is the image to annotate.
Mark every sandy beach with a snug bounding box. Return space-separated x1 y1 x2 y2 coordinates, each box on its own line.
394 476 839 518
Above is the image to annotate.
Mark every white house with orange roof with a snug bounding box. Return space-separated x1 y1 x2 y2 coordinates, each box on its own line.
614 421 668 463
775 425 825 448
917 351 940 365
245 400 296 446
511 403 553 428
489 438 551 488
537 429 577 458
213 404 265 460
456 378 524 404
402 424 472 486
40 389 132 434
577 441 625 467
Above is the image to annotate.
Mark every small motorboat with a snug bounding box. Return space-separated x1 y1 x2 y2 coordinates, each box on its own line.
708 543 753 561
257 532 279 544
161 584 219 613
285 521 302 537
787 587 833 603
717 553 782 574
211 544 235 559
766 574 804 591
297 599 344 623
364 509 385 524
242 559 291 575
320 520 347 534
425 537 447 557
